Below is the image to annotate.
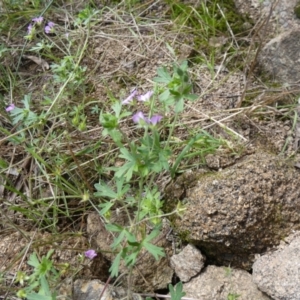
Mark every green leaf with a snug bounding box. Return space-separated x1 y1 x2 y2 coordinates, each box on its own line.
142 228 165 260
46 249 54 260
124 230 137 243
175 98 184 113
145 226 161 241
39 275 51 295
109 252 122 277
10 107 26 124
23 94 31 110
116 177 130 198
28 253 39 268
159 89 171 101
111 233 125 250
111 101 122 118
115 161 135 182
38 255 53 277
99 111 118 130
169 89 181 97
179 60 188 72
185 93 198 101
109 129 123 147
127 240 140 247
227 293 241 300
106 223 123 232
124 250 140 266
153 67 172 83
26 292 53 300
94 182 117 199
109 228 126 250
143 242 165 260
0 158 8 168
115 148 138 181
99 201 114 216
169 282 186 300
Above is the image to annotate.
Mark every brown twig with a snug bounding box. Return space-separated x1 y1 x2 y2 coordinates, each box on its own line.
98 276 112 299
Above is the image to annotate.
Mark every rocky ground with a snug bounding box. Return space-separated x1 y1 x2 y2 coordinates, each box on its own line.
2 0 300 299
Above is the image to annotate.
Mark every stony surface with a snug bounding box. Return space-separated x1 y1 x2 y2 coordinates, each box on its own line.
253 231 300 300
234 0 299 35
234 0 300 84
73 279 141 300
170 244 205 282
183 265 271 300
234 0 300 85
258 29 300 84
172 151 300 269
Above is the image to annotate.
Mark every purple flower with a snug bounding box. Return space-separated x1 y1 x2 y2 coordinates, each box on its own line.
84 249 97 259
27 24 34 35
132 111 162 125
132 111 146 123
137 91 153 102
25 24 36 40
148 114 162 125
5 104 15 112
32 16 43 25
122 89 137 105
45 21 55 34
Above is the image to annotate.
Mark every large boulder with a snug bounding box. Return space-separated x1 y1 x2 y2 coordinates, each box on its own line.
234 0 299 34
234 0 300 85
258 29 300 84
253 231 300 300
183 265 270 300
172 151 300 269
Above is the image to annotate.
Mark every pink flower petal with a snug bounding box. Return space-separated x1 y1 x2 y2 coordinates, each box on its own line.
122 89 137 105
27 24 33 35
149 115 162 125
32 16 43 25
137 91 153 102
132 111 146 123
5 104 15 112
45 22 55 34
85 249 97 259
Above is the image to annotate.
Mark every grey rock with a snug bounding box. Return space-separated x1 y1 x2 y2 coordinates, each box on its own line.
73 280 110 300
234 0 299 34
234 0 300 85
73 279 141 300
183 265 270 300
253 231 300 300
172 151 300 269
258 29 300 84
170 244 205 282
